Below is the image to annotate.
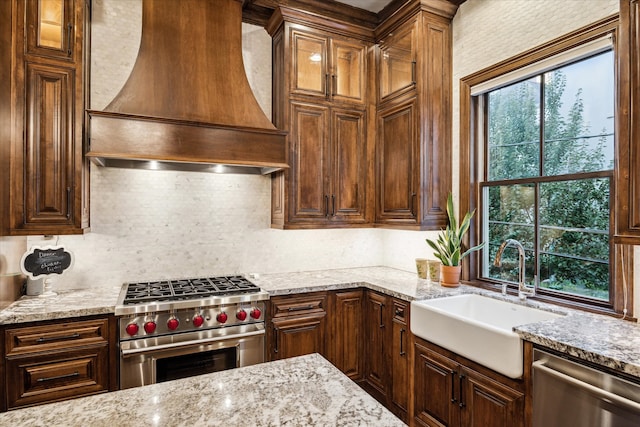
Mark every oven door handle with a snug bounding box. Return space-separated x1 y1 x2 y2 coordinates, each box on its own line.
121 328 265 357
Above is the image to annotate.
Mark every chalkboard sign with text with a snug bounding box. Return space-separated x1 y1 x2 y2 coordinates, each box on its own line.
20 246 74 279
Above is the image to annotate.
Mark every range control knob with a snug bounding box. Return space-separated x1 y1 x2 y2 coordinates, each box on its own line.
144 321 157 334
125 323 139 336
167 317 180 330
250 308 262 319
236 309 247 321
192 314 205 327
216 312 228 324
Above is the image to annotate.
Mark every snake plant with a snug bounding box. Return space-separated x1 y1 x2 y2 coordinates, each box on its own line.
426 194 485 266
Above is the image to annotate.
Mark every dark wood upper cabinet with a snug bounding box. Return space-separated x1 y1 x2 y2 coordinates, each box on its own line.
268 7 374 229
1 0 89 236
374 4 455 230
616 0 640 243
378 19 417 102
25 0 76 61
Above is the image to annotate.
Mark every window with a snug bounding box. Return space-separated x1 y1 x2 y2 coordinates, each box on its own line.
482 51 614 302
459 16 632 314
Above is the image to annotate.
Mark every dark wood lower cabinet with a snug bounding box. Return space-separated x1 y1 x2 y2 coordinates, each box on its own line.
267 292 327 361
265 290 531 427
328 289 364 381
6 346 109 409
268 289 411 422
270 314 326 360
390 299 411 422
363 290 389 401
2 315 117 411
414 337 525 427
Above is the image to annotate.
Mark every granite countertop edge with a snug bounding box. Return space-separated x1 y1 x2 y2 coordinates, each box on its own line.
1 266 638 381
0 353 406 426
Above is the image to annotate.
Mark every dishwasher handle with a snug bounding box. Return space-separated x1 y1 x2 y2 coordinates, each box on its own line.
533 360 640 413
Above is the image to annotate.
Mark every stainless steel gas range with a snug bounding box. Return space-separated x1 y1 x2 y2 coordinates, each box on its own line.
114 275 269 389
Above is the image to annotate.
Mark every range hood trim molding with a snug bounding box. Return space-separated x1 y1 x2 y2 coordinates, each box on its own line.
86 111 288 174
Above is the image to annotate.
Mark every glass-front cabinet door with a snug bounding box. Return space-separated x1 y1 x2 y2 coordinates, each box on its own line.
290 28 366 104
291 29 329 97
331 40 365 104
379 20 416 100
26 0 75 60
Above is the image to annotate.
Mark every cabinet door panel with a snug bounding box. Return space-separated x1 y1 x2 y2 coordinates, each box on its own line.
25 0 76 60
271 314 326 360
379 20 416 100
331 40 366 104
24 62 75 227
364 291 388 397
331 290 363 380
390 300 409 420
617 0 640 241
291 30 328 97
461 367 525 427
414 343 458 427
376 99 418 223
331 108 367 222
420 19 451 228
290 103 329 221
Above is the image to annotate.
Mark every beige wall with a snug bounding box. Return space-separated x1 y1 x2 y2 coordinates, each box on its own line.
0 237 26 308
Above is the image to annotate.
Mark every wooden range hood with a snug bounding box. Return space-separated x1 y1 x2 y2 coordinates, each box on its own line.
86 0 287 175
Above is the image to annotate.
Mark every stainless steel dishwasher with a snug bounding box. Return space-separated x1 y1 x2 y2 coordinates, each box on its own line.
533 349 640 427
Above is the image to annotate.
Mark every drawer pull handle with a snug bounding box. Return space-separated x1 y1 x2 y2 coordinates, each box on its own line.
66 24 73 56
37 371 79 383
411 60 416 84
273 327 278 354
66 187 72 219
36 332 80 343
287 305 315 312
450 370 457 403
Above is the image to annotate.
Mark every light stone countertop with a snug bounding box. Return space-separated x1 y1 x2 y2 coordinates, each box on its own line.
0 266 639 381
0 286 121 325
0 353 407 426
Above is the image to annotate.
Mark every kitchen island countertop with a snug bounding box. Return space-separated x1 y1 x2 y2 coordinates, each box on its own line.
0 353 406 426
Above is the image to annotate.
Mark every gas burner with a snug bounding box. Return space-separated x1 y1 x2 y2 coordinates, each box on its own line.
120 275 262 305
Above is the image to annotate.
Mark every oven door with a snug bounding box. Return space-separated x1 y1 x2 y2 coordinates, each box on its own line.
119 323 264 389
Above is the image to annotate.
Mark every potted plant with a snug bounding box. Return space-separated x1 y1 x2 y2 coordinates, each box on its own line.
426 193 485 287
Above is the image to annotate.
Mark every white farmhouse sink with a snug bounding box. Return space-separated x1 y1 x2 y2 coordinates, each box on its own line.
410 294 563 378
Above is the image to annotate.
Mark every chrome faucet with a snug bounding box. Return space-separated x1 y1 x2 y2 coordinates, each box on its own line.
493 239 536 300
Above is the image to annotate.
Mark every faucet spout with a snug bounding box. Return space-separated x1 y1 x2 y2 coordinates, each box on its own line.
493 239 535 299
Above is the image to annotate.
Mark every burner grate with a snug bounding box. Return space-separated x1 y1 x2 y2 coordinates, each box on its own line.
122 275 260 305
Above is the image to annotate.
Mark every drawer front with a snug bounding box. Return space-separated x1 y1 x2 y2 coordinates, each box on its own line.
6 346 109 409
270 293 327 318
6 319 109 356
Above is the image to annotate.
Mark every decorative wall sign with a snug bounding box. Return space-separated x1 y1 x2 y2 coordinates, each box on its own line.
20 246 74 279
